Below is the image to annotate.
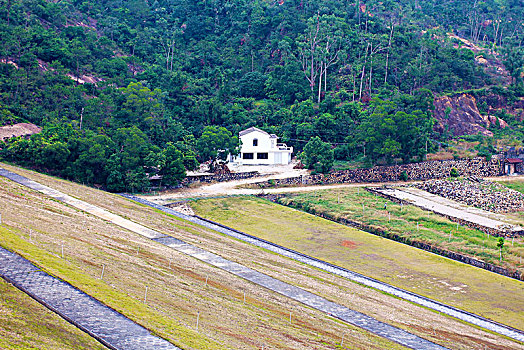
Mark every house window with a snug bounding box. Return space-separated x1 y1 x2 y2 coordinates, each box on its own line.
243 153 254 159
257 153 268 159
253 138 258 146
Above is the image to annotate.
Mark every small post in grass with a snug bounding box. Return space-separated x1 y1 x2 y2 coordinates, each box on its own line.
388 212 391 222
341 332 345 346
100 264 105 280
143 285 148 303
61 243 64 258
289 311 292 324
243 291 246 304
196 311 200 332
205 275 208 287
137 246 140 255
168 258 171 269
449 231 452 242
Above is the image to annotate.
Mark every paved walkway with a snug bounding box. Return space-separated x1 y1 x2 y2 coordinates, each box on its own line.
0 246 179 350
375 187 523 234
0 167 448 350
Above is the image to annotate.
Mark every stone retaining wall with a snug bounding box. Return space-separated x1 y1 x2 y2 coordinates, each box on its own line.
262 194 522 282
256 158 502 188
181 171 260 186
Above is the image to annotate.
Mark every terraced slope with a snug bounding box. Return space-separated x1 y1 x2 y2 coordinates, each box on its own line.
0 162 521 349
0 164 405 349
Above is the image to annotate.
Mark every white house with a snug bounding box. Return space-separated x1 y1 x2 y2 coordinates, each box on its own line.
231 127 293 165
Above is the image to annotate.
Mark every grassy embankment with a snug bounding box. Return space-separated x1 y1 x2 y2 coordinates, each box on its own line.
499 180 524 194
0 278 107 350
496 179 524 222
3 162 523 349
279 188 524 269
0 163 411 350
190 195 524 334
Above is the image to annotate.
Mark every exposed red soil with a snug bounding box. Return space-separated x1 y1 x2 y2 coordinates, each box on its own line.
340 240 361 249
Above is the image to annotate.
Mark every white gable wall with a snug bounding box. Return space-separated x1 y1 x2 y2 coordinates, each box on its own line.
240 130 273 154
233 128 292 165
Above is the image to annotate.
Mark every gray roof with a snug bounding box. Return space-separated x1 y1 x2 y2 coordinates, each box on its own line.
239 127 269 137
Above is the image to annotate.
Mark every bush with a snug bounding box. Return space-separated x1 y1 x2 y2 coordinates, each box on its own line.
400 171 408 181
450 167 459 177
301 136 334 174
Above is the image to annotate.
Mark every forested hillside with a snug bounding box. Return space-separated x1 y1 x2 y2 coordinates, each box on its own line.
0 0 522 190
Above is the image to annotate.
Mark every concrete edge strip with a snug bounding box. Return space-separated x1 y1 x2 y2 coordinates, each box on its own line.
121 194 524 344
0 246 180 350
0 167 448 350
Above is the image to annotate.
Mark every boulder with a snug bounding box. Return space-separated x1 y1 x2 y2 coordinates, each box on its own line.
433 94 494 136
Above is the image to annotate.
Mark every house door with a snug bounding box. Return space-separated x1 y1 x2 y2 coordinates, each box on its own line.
275 153 282 164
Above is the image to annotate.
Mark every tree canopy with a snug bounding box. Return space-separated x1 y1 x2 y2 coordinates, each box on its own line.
0 0 522 190
302 136 334 174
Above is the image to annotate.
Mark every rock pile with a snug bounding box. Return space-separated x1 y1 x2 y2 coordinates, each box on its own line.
416 179 524 213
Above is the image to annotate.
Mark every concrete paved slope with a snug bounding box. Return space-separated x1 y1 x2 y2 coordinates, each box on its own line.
0 167 448 350
0 246 180 350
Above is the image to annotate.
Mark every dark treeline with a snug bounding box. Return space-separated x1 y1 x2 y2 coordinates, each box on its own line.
0 0 522 190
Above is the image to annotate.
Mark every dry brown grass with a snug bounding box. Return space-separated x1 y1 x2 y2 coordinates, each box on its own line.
1 162 522 349
426 152 454 161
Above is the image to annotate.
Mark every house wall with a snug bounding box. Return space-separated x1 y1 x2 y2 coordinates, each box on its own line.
234 130 292 165
240 130 273 154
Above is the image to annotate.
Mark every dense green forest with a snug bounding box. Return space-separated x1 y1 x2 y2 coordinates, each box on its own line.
0 0 522 190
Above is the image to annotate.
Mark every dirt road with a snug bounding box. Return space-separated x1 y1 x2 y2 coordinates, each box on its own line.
140 173 408 204
141 164 524 206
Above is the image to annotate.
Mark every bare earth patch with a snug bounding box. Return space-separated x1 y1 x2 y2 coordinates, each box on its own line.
0 123 41 141
340 240 361 249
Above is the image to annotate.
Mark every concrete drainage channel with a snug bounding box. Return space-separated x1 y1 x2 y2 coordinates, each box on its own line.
0 168 448 350
123 195 524 344
0 246 180 350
